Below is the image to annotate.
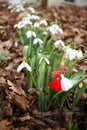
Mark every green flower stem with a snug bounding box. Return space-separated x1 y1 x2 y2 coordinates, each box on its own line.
27 37 32 58
18 29 24 44
26 70 36 88
30 72 37 87
46 91 63 110
38 91 44 112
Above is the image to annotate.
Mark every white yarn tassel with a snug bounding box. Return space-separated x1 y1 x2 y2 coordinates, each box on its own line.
61 74 73 91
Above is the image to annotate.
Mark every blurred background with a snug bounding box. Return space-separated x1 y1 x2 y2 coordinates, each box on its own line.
1 0 87 6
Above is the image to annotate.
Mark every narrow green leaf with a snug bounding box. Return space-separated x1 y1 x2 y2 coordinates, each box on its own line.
37 61 45 91
70 70 83 84
70 70 83 80
58 76 87 108
65 60 74 78
71 84 87 110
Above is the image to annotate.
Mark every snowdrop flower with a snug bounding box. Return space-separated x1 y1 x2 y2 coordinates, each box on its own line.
64 46 83 60
15 5 25 12
40 20 48 26
22 20 32 26
17 61 32 72
33 38 43 45
29 14 40 20
22 16 30 21
54 40 65 48
27 7 36 14
10 4 25 12
47 24 63 35
34 22 40 28
14 20 32 29
76 50 83 59
67 49 77 61
57 28 63 34
14 21 25 29
61 74 73 91
26 31 36 38
43 31 47 35
14 17 32 28
39 56 50 65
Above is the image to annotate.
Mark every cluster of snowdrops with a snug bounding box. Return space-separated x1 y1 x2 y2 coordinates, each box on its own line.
8 1 87 112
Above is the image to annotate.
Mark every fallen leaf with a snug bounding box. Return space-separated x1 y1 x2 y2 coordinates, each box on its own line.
6 90 29 110
7 80 26 96
0 119 11 130
16 113 31 122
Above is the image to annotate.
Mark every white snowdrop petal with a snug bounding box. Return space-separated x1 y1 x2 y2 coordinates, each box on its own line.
76 50 83 59
58 28 63 34
23 20 32 25
54 40 65 48
61 74 73 91
26 31 36 38
44 58 50 64
43 31 47 35
47 24 63 35
17 62 25 72
40 20 48 26
24 62 32 72
69 52 76 60
32 32 36 37
30 15 40 20
17 62 32 72
34 22 40 28
33 38 43 44
27 7 36 13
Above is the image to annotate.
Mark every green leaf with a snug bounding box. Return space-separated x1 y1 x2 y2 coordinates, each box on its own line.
70 70 83 80
38 91 44 111
23 46 29 57
17 29 25 44
58 90 72 108
31 55 35 69
71 84 87 110
66 122 79 130
37 61 46 91
70 70 83 84
65 60 74 78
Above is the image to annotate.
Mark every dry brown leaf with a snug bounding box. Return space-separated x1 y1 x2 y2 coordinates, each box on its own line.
53 127 65 130
5 62 16 71
0 77 6 84
34 119 46 127
0 119 11 130
17 113 31 122
6 90 29 110
0 39 13 50
63 108 73 123
7 80 26 96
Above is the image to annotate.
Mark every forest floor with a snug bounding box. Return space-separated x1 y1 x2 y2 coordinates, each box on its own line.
0 1 87 130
